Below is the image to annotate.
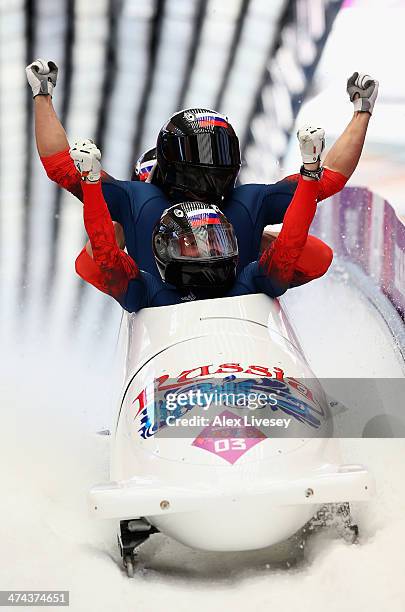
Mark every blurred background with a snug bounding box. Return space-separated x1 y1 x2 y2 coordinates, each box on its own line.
4 0 405 345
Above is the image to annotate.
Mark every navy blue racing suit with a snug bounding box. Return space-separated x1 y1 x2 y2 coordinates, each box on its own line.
41 149 347 279
74 177 321 313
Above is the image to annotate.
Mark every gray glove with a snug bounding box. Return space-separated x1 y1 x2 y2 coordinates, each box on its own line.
346 72 379 115
25 59 58 98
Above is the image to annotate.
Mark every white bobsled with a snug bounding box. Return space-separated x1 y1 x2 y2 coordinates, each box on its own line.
89 294 374 571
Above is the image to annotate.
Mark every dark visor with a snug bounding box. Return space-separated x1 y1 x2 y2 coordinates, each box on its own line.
161 132 241 167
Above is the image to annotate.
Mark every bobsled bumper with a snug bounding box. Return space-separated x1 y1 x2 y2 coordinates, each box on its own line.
89 464 374 520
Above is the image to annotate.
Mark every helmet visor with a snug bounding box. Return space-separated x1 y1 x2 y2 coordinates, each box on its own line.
157 222 238 262
161 132 241 167
166 162 239 201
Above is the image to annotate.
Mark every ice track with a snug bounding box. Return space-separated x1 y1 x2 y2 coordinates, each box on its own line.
1 267 405 612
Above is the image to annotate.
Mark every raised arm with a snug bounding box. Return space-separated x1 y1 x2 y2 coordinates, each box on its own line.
34 95 69 157
257 128 323 295
26 58 122 205
323 72 378 178
263 72 378 225
26 58 85 199
25 59 67 156
70 140 139 302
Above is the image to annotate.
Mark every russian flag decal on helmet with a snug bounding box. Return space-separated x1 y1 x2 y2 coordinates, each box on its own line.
183 110 229 128
186 209 221 227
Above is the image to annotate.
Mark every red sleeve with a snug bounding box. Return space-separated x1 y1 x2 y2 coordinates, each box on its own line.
40 148 84 201
75 248 137 299
318 167 348 201
40 147 112 202
281 167 347 203
259 177 320 288
77 181 139 301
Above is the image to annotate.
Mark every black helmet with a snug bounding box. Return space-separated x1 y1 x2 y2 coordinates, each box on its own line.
156 108 241 202
131 147 157 181
152 201 238 290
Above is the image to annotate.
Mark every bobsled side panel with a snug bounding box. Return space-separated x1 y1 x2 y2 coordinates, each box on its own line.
111 320 336 487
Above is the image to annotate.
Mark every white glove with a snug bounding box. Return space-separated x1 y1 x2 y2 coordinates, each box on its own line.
346 72 379 115
25 58 58 98
297 126 325 164
69 139 102 183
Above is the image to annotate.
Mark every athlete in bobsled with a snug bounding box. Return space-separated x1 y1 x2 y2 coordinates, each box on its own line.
76 127 375 570
131 147 157 183
26 60 378 285
70 126 326 309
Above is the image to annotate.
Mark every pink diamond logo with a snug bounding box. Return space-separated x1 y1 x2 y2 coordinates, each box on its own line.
192 410 267 464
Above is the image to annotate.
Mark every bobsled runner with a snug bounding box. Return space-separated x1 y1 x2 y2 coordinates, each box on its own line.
88 294 374 576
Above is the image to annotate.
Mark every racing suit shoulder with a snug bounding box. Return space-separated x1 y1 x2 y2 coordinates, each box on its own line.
230 183 269 216
100 180 171 278
101 178 165 223
230 180 298 231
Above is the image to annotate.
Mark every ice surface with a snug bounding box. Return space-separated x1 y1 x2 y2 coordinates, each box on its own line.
1 272 405 612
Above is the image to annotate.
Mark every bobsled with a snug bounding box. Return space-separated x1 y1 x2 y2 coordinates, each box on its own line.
89 294 374 575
